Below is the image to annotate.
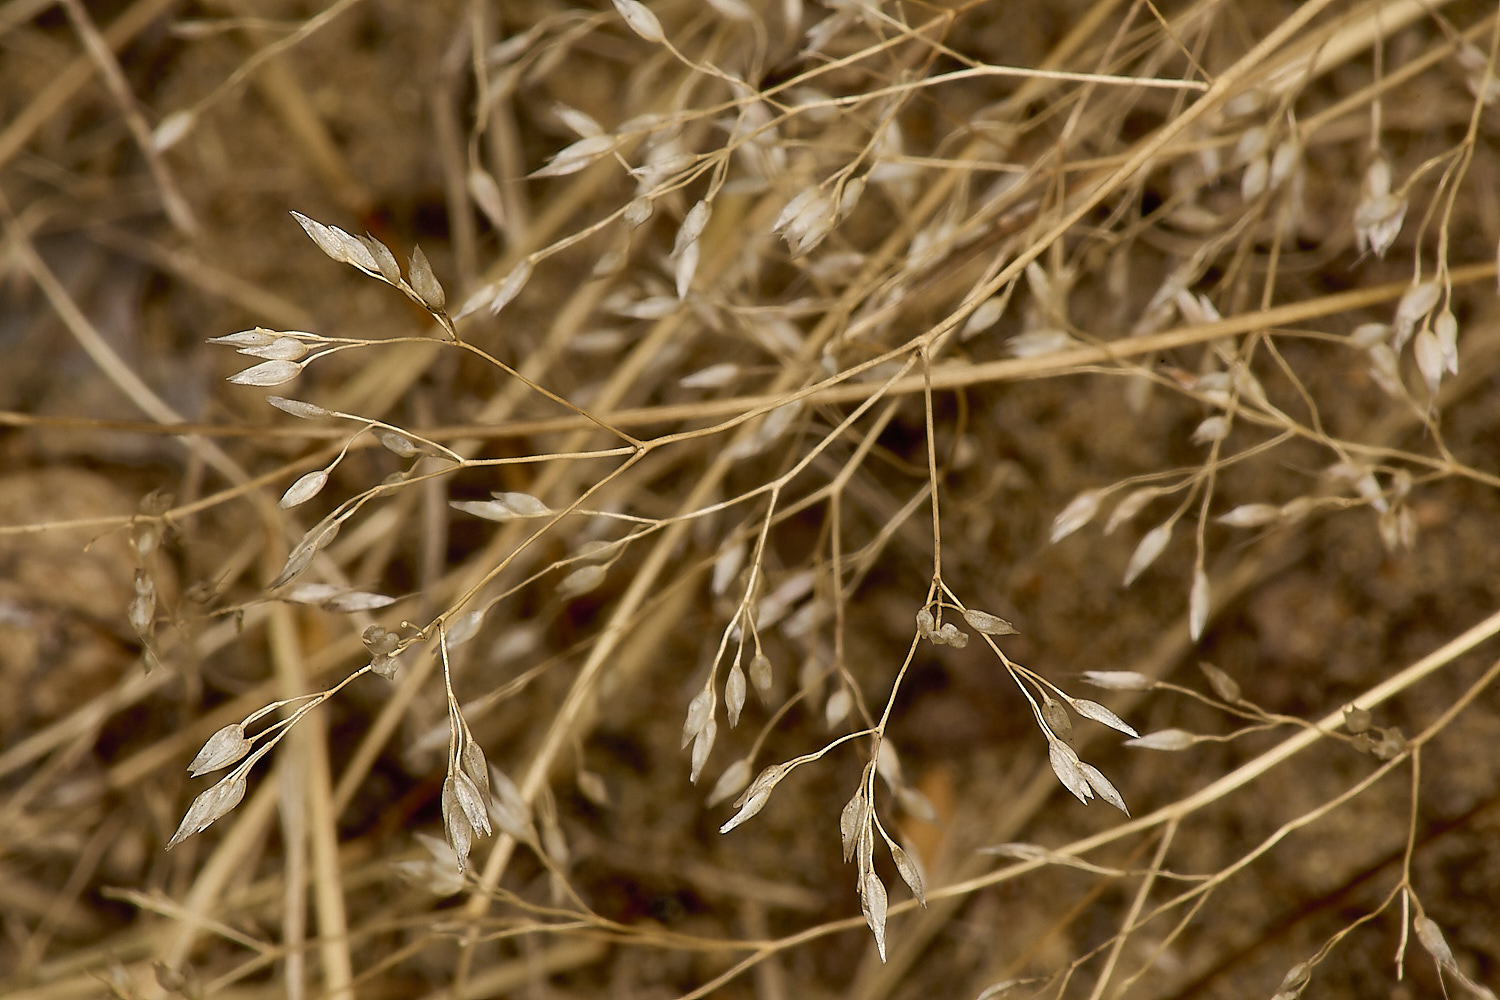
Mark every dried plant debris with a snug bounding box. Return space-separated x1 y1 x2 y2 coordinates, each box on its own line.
6 1 1500 998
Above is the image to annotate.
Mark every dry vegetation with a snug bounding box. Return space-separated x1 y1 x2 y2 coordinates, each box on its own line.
4 0 1500 997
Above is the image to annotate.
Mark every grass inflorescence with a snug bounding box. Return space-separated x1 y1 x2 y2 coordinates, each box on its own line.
3 1 1500 998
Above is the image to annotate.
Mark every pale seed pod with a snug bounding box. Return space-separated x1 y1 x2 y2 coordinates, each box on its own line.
680 362 740 391
239 336 309 361
128 570 155 636
719 784 770 834
291 212 375 270
569 328 625 353
269 519 340 589
611 0 664 42
450 500 518 521
445 610 485 648
576 769 609 807
1081 670 1154 691
556 565 605 599
889 842 926 906
530 133 617 178
1217 504 1282 528
1234 125 1267 164
1354 193 1407 258
962 608 1017 635
1269 138 1301 188
1069 698 1138 737
673 200 711 256
442 779 474 871
1354 157 1405 258
1296 489 1333 520
539 799 569 868
152 108 195 151
937 622 969 648
1356 469 1394 510
960 295 1006 340
1188 566 1210 641
915 607 936 638
1125 729 1198 751
1123 521 1173 586
623 196 653 228
1198 661 1242 702
266 396 330 419
339 226 379 272
673 239 700 300
228 359 304 386
1240 154 1269 200
824 688 852 729
369 651 397 679
1278 962 1312 997
754 569 815 629
1377 508 1401 553
188 724 251 776
749 653 773 701
457 258 533 319
552 103 602 139
408 245 445 310
1008 327 1084 358
840 790 868 862
706 758 751 808
1393 280 1441 352
209 329 275 347
720 764 786 833
495 492 550 517
725 663 747 727
1105 487 1162 535
1191 415 1229 445
774 188 822 233
1047 739 1092 804
837 175 865 218
711 541 745 596
861 870 889 961
856 821 874 878
1414 916 1455 970
167 771 247 849
896 786 938 824
460 741 491 805
1366 343 1404 397
978 842 1047 861
1414 328 1444 397
1433 309 1459 375
1372 726 1408 760
278 470 328 509
877 740 905 789
451 770 491 837
1040 695 1072 744
1343 705 1372 734
778 190 836 256
379 431 419 457
613 295 678 320
487 765 536 844
467 168 506 229
361 624 399 657
132 519 160 560
1078 762 1129 814
395 836 464 895
1051 489 1102 543
682 689 713 747
738 762 788 806
361 236 401 284
690 718 717 784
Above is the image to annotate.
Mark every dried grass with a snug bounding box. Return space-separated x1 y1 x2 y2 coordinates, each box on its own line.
3 1 1500 998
